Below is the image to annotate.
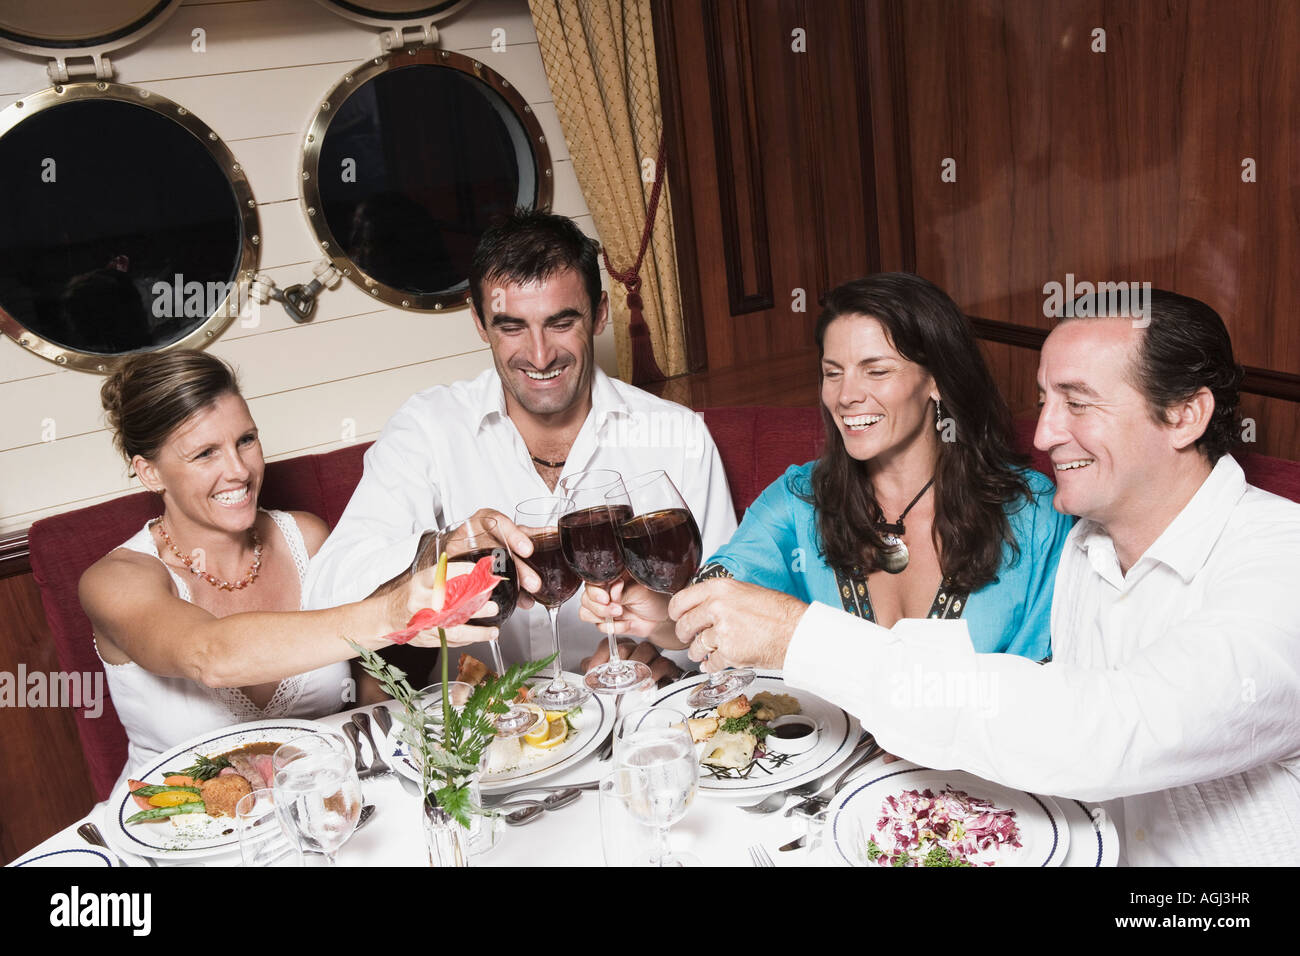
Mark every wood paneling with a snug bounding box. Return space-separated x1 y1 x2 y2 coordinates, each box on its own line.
0 572 95 866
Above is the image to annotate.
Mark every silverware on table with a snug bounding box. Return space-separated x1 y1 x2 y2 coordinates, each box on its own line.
748 844 775 867
784 742 884 817
351 712 391 776
341 722 369 776
77 821 143 867
483 781 600 805
738 791 791 814
371 705 394 738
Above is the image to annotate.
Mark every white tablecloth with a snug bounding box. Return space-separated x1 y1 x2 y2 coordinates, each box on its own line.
13 700 1113 867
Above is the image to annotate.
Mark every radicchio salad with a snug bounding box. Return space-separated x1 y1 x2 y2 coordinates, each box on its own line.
867 786 1022 867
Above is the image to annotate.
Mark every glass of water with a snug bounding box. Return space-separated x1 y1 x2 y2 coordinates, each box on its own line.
235 788 302 867
613 706 699 866
272 733 362 866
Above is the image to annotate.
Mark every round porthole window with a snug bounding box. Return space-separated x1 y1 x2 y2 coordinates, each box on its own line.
301 47 552 311
0 86 259 370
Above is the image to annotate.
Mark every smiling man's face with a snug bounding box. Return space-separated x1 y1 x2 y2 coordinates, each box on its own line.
1033 318 1176 527
472 268 607 422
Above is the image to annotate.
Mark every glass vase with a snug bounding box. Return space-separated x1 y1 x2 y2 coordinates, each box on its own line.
422 799 470 867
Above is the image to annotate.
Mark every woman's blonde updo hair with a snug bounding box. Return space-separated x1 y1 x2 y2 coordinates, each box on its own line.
101 350 241 471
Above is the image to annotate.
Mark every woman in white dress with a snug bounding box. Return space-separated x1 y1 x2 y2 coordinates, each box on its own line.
79 350 492 776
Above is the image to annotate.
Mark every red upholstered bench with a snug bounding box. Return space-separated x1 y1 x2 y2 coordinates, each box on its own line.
27 406 1300 799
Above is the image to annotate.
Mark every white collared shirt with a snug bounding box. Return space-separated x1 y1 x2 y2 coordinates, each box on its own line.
784 455 1300 865
305 367 737 672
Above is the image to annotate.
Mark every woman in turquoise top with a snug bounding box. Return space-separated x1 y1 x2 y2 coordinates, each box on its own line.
582 273 1072 662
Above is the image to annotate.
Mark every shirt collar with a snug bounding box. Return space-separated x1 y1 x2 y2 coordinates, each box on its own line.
472 365 631 433
1072 454 1247 584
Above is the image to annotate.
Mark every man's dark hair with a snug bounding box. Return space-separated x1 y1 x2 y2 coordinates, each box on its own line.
468 209 602 322
1070 289 1243 462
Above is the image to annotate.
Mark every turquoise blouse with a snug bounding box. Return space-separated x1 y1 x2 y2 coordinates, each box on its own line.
703 463 1072 660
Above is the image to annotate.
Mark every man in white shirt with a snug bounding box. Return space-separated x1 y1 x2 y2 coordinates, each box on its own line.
306 211 736 683
668 290 1300 865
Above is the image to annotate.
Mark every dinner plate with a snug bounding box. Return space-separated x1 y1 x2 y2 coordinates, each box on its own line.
650 670 861 799
386 673 616 794
106 718 331 862
827 766 1070 867
1060 797 1119 867
13 847 114 867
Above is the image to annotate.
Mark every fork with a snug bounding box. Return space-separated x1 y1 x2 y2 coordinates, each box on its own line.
748 844 775 867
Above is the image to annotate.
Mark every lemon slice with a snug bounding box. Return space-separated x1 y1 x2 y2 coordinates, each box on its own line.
520 704 549 745
531 717 569 749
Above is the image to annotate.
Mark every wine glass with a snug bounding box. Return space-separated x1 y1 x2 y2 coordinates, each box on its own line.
514 496 591 711
235 788 303 867
613 706 699 866
271 733 362 866
558 469 652 694
436 514 542 737
614 470 754 709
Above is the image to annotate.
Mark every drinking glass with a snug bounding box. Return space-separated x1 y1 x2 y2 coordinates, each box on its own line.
514 496 591 711
558 469 652 694
271 733 362 866
598 767 662 866
235 788 303 867
436 514 541 737
613 706 699 866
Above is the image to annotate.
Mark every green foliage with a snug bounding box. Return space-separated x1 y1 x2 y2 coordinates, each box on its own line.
348 636 554 828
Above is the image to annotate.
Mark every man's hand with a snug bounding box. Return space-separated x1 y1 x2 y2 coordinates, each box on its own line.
581 637 682 686
456 508 542 610
668 578 807 673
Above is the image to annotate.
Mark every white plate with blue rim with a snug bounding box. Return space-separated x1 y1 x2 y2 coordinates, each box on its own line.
385 673 616 794
106 718 330 862
650 670 861 799
1059 797 1119 867
13 847 114 867
826 765 1069 866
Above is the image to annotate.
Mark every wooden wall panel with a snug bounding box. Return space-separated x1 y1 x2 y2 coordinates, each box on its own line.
896 0 1300 460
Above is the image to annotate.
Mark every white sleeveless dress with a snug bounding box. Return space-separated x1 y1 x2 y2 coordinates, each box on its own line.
97 510 351 784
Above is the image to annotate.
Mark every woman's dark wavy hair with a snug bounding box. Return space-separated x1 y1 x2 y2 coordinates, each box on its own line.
807 273 1033 592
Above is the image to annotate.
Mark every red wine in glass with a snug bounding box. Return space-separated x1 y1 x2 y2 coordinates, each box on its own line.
525 529 582 608
458 546 518 627
558 504 633 587
616 508 702 593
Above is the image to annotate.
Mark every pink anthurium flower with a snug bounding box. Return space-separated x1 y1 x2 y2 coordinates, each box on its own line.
385 553 501 644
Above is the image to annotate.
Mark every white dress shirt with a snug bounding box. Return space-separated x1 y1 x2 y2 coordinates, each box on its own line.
305 367 737 673
784 455 1300 865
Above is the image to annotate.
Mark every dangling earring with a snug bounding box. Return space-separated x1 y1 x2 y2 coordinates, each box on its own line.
934 397 944 432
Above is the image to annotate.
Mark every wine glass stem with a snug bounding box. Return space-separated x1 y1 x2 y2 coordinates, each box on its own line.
652 824 672 867
545 604 567 691
489 638 507 675
604 615 624 677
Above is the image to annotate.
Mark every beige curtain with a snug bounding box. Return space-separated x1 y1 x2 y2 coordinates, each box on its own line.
529 0 688 380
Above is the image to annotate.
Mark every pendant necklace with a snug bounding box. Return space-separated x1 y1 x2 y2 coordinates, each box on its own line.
875 476 935 574
530 453 566 469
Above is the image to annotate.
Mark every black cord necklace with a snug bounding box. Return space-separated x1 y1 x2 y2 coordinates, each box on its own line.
876 476 935 574
530 453 566 469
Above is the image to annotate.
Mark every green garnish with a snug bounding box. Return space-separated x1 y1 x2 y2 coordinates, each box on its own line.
923 845 974 867
720 715 771 740
163 753 231 781
891 851 910 867
867 838 883 862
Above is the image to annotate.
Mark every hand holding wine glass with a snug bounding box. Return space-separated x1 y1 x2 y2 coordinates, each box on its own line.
513 496 591 711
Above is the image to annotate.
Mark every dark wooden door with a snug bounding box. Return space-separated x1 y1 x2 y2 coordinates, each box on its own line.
655 0 887 371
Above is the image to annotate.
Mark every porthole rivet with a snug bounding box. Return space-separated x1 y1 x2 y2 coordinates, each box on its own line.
56 355 67 363
308 207 316 216
402 300 410 307
206 330 214 337
251 235 260 244
544 169 552 177
178 107 188 116
97 364 106 372
97 82 107 91
19 338 30 346
307 134 315 143
502 80 511 88
321 102 330 111
539 135 546 143
524 105 532 113
233 163 241 172
247 199 255 207
140 90 150 98
322 241 331 250
441 51 449 58
371 288 380 296
15 100 24 107
435 303 443 310
302 171 310 180
345 75 353 82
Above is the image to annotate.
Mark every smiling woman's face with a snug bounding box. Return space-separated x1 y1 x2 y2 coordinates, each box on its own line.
135 391 264 534
820 313 938 467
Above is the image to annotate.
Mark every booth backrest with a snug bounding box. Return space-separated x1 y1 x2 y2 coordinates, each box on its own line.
27 405 1300 798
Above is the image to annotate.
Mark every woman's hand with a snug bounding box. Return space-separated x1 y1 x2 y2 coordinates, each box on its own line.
578 579 671 638
394 560 501 647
